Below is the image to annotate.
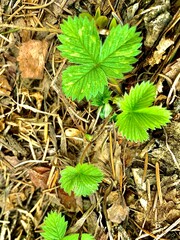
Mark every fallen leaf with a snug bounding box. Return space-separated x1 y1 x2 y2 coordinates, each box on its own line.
107 191 129 224
107 200 129 224
30 92 43 110
4 155 20 167
17 40 48 79
28 166 50 190
65 128 84 146
148 37 174 66
57 188 77 211
163 58 180 80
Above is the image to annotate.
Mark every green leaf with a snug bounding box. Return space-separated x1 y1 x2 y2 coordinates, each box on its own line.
95 16 108 28
100 103 113 118
62 233 95 240
58 17 142 101
58 17 100 65
116 81 171 142
59 163 104 196
41 212 67 240
120 81 156 111
94 7 101 20
99 24 142 78
79 12 94 21
91 87 111 106
62 65 107 101
109 18 117 30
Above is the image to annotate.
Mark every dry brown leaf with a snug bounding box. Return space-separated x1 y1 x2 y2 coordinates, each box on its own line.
107 200 129 224
65 128 83 138
14 18 31 42
0 74 12 96
17 40 48 79
57 188 77 212
4 155 20 167
65 128 84 146
0 192 27 211
107 191 129 224
148 37 174 66
28 166 50 190
163 58 180 80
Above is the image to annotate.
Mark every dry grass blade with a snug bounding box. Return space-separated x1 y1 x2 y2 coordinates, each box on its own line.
142 152 148 183
155 217 180 240
155 161 163 205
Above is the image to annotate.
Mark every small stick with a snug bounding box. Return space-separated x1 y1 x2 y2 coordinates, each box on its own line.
155 217 180 240
109 131 115 179
0 24 61 33
146 179 151 201
142 152 148 182
23 0 55 9
119 163 123 192
155 162 163 205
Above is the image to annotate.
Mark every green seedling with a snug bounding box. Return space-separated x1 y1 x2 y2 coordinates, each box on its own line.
91 87 112 119
57 16 171 199
60 163 103 197
41 211 94 240
57 16 171 143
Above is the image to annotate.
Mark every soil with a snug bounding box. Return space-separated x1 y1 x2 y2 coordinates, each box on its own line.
0 1 179 239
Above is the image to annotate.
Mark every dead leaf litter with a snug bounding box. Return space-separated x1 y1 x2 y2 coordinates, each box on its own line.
0 1 179 239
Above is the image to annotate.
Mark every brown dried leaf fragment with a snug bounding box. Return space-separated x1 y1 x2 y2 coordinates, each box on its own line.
163 58 180 80
0 74 12 96
107 191 129 224
28 166 50 190
148 37 174 66
17 40 48 79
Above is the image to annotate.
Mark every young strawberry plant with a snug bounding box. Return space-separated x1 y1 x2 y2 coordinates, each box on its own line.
57 16 171 198
41 211 94 240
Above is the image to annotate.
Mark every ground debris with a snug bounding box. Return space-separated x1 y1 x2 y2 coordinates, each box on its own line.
0 0 179 239
17 40 49 79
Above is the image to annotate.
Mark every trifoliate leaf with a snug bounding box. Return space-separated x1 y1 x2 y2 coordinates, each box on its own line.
58 17 142 101
59 163 104 196
62 233 95 240
116 81 171 142
41 212 67 240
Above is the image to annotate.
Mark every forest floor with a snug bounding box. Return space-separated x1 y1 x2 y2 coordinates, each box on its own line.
0 0 179 239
